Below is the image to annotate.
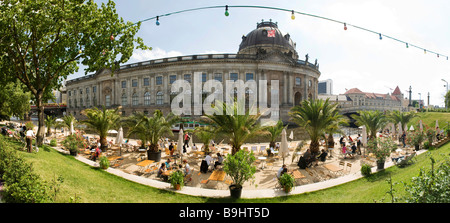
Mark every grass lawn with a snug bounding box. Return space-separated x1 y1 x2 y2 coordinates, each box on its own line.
2 133 449 203
410 112 450 129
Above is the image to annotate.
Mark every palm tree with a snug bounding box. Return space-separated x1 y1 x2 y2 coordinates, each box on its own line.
388 110 416 133
44 115 56 137
289 98 341 155
62 114 77 135
125 110 179 153
352 110 388 140
81 106 121 151
202 100 267 155
266 119 286 149
193 126 215 152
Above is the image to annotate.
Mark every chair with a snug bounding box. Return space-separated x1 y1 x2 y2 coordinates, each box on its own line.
251 146 258 154
345 163 352 173
260 146 266 155
395 152 416 167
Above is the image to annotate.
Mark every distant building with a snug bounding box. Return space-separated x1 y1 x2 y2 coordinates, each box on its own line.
318 79 332 95
320 86 411 113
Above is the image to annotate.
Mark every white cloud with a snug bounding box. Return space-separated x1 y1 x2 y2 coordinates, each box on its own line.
129 47 183 63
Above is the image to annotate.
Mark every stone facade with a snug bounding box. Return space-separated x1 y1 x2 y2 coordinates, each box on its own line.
65 21 321 123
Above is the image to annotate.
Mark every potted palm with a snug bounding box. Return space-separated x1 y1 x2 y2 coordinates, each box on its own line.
279 173 295 193
125 110 179 162
61 133 86 156
168 170 184 190
223 149 256 198
367 137 396 170
81 106 121 152
407 131 425 151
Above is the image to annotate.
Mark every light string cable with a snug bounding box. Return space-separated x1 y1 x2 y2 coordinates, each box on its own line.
126 5 448 60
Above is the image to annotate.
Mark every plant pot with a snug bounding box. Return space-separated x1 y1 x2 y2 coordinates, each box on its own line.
69 150 78 156
147 150 161 162
414 144 420 151
175 184 181 190
229 185 242 198
283 186 292 193
376 161 385 170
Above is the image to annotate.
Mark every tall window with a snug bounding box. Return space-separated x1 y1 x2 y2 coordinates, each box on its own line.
93 86 97 93
74 99 77 108
143 78 150 86
170 75 177 84
156 91 164 105
121 93 127 106
144 92 151 105
214 73 222 82
132 79 138 87
132 93 138 106
246 73 254 81
296 77 301 86
86 96 90 107
156 76 163 85
202 73 207 82
105 95 111 107
80 98 83 107
121 81 126 88
184 74 191 83
230 73 238 81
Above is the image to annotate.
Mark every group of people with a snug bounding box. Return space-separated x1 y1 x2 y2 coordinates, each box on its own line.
297 148 328 169
157 158 193 182
200 152 223 173
339 134 362 159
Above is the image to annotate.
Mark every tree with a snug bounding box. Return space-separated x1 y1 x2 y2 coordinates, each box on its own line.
0 0 149 146
266 120 286 149
289 98 341 155
388 110 416 133
0 80 31 121
81 106 121 151
445 90 450 109
44 115 56 137
193 126 215 152
352 110 388 140
125 110 179 153
201 100 267 155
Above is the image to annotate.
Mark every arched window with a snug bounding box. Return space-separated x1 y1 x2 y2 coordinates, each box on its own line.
144 92 151 105
132 93 138 106
121 93 127 106
156 91 164 105
105 95 111 107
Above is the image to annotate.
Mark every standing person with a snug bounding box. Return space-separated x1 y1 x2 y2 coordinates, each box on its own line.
401 132 407 148
339 136 345 148
25 127 35 153
356 134 362 155
169 142 174 155
184 133 190 148
327 134 335 158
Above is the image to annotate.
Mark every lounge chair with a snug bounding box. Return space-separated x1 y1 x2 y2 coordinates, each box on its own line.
395 152 416 167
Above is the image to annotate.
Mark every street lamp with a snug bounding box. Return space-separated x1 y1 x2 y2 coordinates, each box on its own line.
418 93 422 109
443 79 449 109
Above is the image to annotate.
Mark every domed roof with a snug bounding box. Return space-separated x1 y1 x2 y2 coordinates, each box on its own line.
238 20 296 53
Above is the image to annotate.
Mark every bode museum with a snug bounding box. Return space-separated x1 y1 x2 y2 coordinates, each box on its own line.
65 20 321 123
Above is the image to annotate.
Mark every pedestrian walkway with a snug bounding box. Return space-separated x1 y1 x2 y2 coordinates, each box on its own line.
55 146 427 199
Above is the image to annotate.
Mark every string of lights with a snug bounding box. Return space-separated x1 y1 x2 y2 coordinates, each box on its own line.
118 5 449 61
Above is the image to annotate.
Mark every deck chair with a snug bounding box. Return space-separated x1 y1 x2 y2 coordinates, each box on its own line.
260 145 266 155
396 152 416 167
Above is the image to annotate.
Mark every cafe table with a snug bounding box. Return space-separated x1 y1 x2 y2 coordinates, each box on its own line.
136 159 154 172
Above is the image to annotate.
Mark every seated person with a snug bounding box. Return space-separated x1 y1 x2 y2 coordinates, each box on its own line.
205 153 213 167
277 164 288 179
165 158 172 169
316 149 328 162
214 153 224 169
182 159 191 176
392 156 405 163
351 143 357 155
342 143 353 159
157 163 168 181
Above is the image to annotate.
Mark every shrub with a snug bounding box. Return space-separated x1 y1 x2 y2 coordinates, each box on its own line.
168 170 184 190
99 156 110 169
223 149 256 188
279 173 295 192
62 134 86 155
0 137 54 203
360 164 372 177
49 139 57 147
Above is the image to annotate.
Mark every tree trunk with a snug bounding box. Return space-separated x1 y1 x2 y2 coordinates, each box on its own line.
309 140 320 155
35 91 45 147
232 145 240 155
100 136 108 152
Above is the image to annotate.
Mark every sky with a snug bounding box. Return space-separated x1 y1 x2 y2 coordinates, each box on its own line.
68 0 450 107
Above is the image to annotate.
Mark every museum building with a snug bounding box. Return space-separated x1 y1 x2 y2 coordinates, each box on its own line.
65 20 321 122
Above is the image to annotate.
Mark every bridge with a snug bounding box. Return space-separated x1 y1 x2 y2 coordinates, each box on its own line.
28 103 67 118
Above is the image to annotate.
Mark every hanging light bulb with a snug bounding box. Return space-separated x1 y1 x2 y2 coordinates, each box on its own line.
424 49 427 54
406 43 409 48
156 16 160 26
344 23 347 30
291 10 295 20
225 5 229 16
437 54 439 58
379 33 382 40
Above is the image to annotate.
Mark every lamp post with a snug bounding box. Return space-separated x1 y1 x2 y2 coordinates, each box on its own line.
443 79 449 109
418 93 422 110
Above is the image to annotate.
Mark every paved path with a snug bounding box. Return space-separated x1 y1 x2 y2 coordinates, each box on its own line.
55 147 427 199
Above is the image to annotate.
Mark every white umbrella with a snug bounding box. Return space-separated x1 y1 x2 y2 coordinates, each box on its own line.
55 118 63 122
116 127 123 146
436 120 439 129
404 124 407 132
280 128 290 165
177 128 184 164
107 129 118 134
70 121 74 135
409 125 415 131
289 131 294 140
419 120 423 132
361 125 367 157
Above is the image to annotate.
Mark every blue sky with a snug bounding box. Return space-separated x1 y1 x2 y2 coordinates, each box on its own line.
68 0 450 107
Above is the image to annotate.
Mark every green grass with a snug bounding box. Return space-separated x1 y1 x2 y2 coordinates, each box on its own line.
410 112 450 129
1 134 449 203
